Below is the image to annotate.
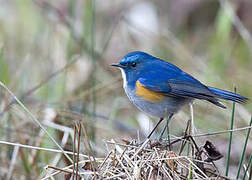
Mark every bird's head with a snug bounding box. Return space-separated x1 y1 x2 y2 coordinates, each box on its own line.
111 51 154 87
111 51 153 72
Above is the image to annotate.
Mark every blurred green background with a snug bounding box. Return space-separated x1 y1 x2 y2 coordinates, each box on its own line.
0 0 251 179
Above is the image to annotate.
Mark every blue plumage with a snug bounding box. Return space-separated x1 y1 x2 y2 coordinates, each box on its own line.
207 87 247 103
116 51 247 109
111 51 248 137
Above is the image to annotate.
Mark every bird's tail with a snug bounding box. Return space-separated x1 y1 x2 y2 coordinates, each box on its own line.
208 87 248 103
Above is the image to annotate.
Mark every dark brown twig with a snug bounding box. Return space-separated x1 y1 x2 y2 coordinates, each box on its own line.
76 122 81 180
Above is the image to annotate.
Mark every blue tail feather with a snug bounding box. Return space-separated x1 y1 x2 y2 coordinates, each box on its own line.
208 87 248 103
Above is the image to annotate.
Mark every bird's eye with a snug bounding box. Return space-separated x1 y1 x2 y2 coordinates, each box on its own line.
131 62 137 67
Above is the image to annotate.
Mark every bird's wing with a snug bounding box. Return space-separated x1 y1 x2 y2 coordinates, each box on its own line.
138 63 226 108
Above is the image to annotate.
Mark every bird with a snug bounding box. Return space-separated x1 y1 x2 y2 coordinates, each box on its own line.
111 51 248 139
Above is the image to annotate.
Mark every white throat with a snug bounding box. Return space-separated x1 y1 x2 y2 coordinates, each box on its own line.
119 68 127 89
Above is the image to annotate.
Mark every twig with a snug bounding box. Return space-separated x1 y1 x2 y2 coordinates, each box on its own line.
76 123 81 179
97 151 112 171
0 140 89 158
72 125 76 180
46 165 75 174
192 125 252 138
130 138 150 160
81 122 97 174
42 160 102 180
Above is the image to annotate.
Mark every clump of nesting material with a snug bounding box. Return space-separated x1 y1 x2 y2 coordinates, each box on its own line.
79 138 224 180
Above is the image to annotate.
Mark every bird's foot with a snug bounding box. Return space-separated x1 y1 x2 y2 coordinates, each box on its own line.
135 138 151 147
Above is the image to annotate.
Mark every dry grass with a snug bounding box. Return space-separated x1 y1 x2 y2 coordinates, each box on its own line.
42 121 230 180
43 137 228 180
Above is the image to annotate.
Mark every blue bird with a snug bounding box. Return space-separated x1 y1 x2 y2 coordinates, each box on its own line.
111 51 248 139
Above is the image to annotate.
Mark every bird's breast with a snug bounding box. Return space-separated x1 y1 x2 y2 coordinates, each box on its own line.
123 81 191 118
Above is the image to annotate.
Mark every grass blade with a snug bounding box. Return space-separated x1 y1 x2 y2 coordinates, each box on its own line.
237 116 252 179
242 155 252 180
225 89 236 176
0 81 73 163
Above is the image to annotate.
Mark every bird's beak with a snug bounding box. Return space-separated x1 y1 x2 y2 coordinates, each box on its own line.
110 63 125 68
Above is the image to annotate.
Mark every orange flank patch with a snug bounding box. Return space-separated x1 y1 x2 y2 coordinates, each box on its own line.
136 81 165 102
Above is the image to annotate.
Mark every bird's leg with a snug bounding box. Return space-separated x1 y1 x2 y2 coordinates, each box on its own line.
137 115 172 146
169 135 200 152
147 117 164 139
158 114 173 140
136 118 164 146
